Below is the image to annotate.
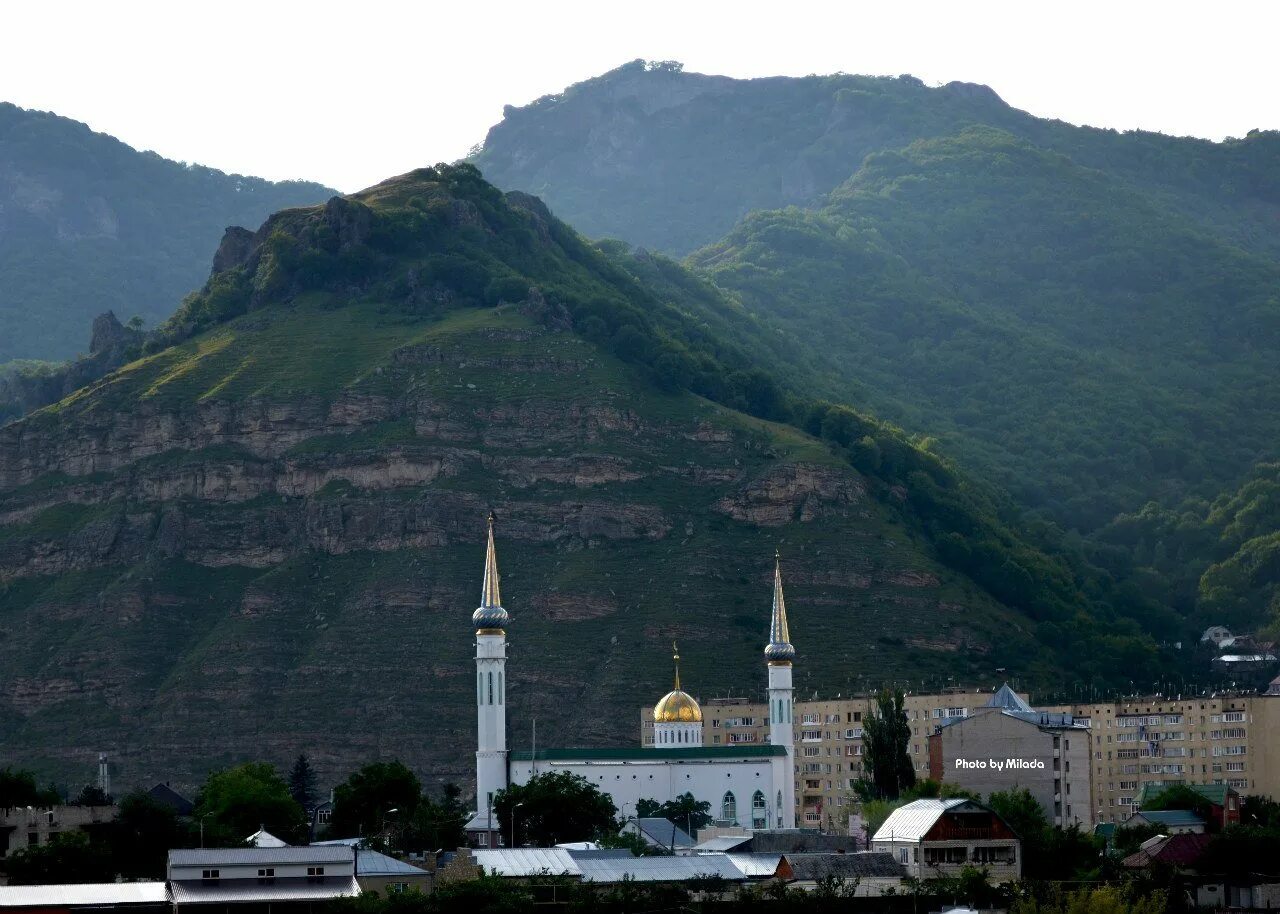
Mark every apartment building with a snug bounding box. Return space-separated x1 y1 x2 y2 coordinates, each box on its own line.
1044 693 1280 824
640 689 1019 831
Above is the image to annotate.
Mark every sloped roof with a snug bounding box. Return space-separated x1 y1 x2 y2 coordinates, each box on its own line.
169 846 353 866
247 828 289 848
696 835 753 853
1127 810 1205 828
985 684 1033 712
1136 782 1234 807
629 817 694 848
576 853 746 883
146 783 194 816
873 799 969 843
1121 833 1212 869
0 883 167 908
744 830 861 854
723 853 783 877
472 848 580 877
356 848 429 876
785 852 905 881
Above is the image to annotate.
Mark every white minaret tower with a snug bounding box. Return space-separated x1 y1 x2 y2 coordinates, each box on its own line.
765 551 797 829
470 512 510 846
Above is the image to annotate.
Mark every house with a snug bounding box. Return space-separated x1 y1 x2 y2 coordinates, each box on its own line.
619 817 695 852
1134 783 1240 830
698 829 860 855
871 799 1021 883
928 684 1091 828
354 848 433 896
0 883 168 913
0 805 118 858
146 784 194 818
246 828 290 848
166 846 360 911
1120 833 1212 870
1122 809 1205 834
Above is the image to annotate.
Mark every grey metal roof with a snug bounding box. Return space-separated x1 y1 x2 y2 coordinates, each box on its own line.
723 852 783 877
168 877 360 904
745 830 861 854
0 883 168 908
169 846 354 866
696 836 753 853
873 799 970 843
356 848 429 875
631 817 694 848
472 848 581 877
576 853 747 883
985 684 1033 712
785 852 905 881
1126 809 1205 828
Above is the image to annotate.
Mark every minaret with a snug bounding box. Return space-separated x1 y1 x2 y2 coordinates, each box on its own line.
472 512 510 844
765 551 797 829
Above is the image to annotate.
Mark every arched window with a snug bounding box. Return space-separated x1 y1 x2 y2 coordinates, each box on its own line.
478 672 483 704
488 671 494 704
721 791 737 824
752 790 767 826
777 791 783 810
498 672 503 705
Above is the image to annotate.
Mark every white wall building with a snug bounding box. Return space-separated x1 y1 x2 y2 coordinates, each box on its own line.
463 524 798 845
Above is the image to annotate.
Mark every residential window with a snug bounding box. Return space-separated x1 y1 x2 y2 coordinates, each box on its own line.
307 867 325 882
202 870 220 881
388 884 409 894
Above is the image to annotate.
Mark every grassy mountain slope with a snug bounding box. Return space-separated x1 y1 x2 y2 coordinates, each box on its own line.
693 127 1280 531
0 166 1156 791
0 102 335 363
472 60 1280 260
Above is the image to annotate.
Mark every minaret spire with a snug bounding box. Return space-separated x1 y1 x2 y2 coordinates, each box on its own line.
765 550 796 664
672 641 681 691
481 511 501 609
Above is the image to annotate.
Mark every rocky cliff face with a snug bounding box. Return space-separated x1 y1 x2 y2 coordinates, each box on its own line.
0 303 1028 793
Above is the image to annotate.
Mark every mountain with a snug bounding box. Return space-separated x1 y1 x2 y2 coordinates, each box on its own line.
472 60 1280 260
0 165 1157 791
0 102 335 363
472 63 1280 581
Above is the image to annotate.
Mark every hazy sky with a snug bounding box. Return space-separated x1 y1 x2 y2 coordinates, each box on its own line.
4 0 1277 192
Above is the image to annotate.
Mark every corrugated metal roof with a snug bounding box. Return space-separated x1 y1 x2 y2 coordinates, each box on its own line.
985 684 1033 712
169 846 354 866
696 836 752 853
576 853 747 883
356 849 429 875
723 852 782 877
1128 809 1205 828
785 852 905 880
1136 782 1234 806
872 799 969 843
472 848 581 877
0 883 168 908
169 877 360 904
631 818 694 848
510 745 786 761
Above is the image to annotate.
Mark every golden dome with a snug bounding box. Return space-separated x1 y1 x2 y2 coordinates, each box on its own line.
654 689 703 723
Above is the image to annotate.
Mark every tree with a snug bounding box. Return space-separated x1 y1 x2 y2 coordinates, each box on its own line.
635 792 712 833
862 689 915 799
111 790 190 879
71 783 112 806
330 761 423 841
288 754 318 810
1141 783 1213 826
194 762 305 845
404 784 468 852
493 771 617 846
5 831 112 885
0 767 60 807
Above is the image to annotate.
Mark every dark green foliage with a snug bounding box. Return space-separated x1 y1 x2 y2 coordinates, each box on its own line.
0 102 333 362
110 790 191 879
1198 825 1280 878
3 831 112 885
404 784 468 853
288 754 318 809
1140 783 1214 823
635 792 713 832
330 761 423 841
71 783 111 805
861 689 915 800
325 873 530 914
0 767 60 806
988 788 1103 881
194 762 306 845
493 770 617 846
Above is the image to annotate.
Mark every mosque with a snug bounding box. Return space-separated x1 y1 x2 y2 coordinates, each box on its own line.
464 515 798 846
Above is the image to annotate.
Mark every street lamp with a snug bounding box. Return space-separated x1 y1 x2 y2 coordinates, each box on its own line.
510 802 524 848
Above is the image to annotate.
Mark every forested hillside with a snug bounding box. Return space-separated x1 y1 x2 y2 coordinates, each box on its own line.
0 102 334 363
472 61 1280 638
0 165 1169 787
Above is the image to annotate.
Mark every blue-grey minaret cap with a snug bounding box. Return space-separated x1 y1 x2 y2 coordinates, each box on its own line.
764 551 796 663
472 512 509 630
